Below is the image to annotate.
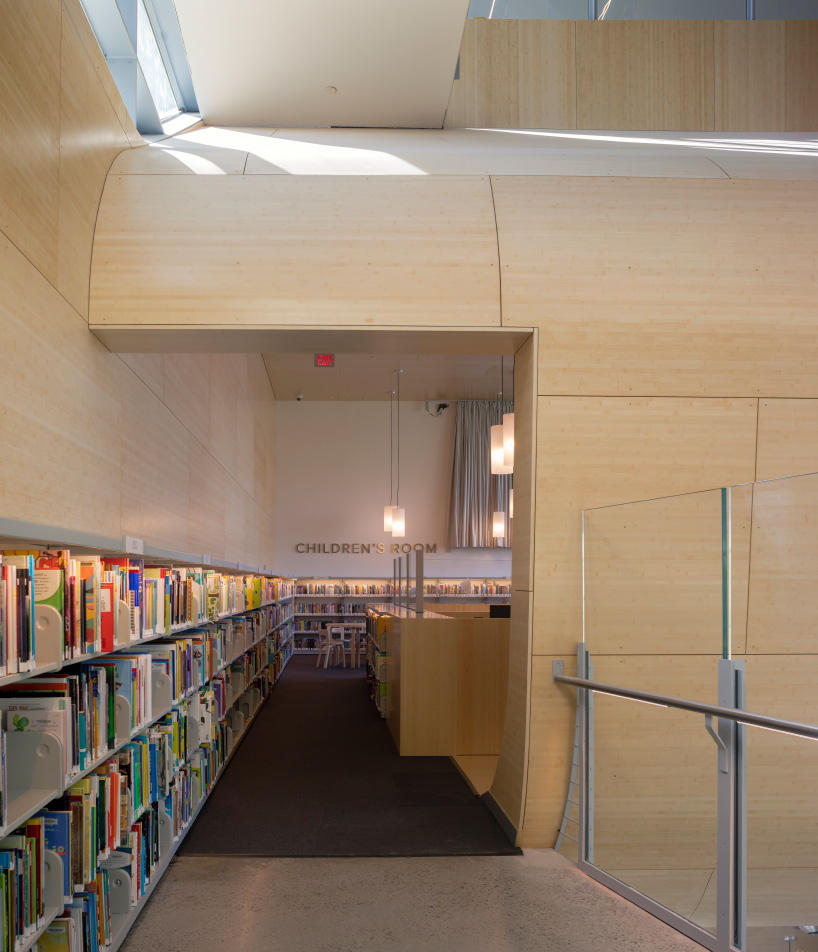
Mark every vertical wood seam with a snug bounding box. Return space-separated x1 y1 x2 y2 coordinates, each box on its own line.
489 176 503 326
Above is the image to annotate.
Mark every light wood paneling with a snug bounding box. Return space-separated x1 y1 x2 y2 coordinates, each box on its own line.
163 354 210 448
493 176 818 397
584 490 724 657
453 755 498 796
714 22 786 131
520 651 577 850
57 3 132 316
224 476 246 564
61 0 141 147
120 354 164 399
120 368 191 552
587 655 719 871
399 618 458 756
533 397 758 658
490 587 533 837
445 20 576 130
576 21 714 131
0 233 122 537
745 475 818 656
209 355 238 476
235 388 255 496
511 334 536 593
756 399 818 481
785 21 818 131
90 175 500 328
0 0 61 284
188 437 226 559
110 143 248 175
456 619 509 756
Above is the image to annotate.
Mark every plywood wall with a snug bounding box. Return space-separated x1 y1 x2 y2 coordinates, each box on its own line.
446 19 818 131
0 0 276 567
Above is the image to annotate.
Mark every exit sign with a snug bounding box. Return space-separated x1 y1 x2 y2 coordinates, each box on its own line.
314 353 335 368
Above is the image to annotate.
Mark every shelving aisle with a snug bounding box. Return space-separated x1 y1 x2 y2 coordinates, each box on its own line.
177 655 518 857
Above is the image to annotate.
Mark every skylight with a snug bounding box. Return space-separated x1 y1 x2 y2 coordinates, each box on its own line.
137 0 179 120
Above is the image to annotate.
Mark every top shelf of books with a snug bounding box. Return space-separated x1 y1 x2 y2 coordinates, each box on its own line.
0 547 295 686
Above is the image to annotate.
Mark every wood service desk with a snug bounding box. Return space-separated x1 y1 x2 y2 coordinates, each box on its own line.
368 604 510 757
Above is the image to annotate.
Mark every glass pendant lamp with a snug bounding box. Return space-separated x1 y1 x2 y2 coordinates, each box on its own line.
492 511 505 538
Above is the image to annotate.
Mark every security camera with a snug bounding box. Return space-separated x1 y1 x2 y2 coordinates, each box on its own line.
437 403 449 413
296 393 304 401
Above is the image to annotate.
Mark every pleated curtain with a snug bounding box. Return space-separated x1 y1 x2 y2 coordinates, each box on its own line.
448 400 512 548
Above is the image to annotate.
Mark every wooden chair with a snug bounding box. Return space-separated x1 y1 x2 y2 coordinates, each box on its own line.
315 627 331 667
351 628 367 668
325 625 346 668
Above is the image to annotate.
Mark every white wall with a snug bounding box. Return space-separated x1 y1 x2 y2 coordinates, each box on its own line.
274 401 512 580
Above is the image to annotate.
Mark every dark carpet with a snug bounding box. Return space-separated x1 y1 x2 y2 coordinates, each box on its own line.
179 654 520 856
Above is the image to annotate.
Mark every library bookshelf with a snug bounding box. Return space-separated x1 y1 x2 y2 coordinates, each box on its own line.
292 578 392 652
0 522 295 952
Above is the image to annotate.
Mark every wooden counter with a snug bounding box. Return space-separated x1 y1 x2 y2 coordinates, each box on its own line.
369 605 510 757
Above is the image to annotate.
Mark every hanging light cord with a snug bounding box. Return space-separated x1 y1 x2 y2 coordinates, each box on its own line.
389 389 394 507
396 370 401 506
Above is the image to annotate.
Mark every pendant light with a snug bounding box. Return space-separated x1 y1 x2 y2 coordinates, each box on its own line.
392 369 405 537
490 358 512 476
383 389 395 531
510 487 514 519
492 510 505 539
503 356 514 470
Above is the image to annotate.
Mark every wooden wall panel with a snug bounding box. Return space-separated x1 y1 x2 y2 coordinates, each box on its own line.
584 490 725 657
489 587 533 836
235 389 255 496
533 397 758 657
188 437 226 559
163 354 211 449
121 354 164 399
444 20 575 130
582 655 719 870
400 619 459 756
520 651 577 850
493 176 818 398
209 355 239 476
456 619 509 756
90 175 500 328
0 233 122 537
0 0 62 284
57 5 131 317
120 370 191 552
61 0 141 148
576 21 714 131
756 399 818 481
714 22 785 131
224 476 246 564
511 333 537 594
785 21 818 130
445 19 817 131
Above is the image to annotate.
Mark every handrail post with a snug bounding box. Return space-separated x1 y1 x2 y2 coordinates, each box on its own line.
577 643 594 865
717 658 746 952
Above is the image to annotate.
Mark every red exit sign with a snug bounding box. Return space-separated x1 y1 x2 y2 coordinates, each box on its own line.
314 353 335 368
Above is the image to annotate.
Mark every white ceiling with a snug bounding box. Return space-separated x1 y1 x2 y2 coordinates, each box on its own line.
172 0 470 128
262 353 513 401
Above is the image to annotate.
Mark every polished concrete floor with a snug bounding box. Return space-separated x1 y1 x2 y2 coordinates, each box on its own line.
119 850 707 952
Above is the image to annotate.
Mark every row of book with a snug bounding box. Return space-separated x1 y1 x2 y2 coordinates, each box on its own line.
0 550 294 679
0 643 286 951
294 583 394 596
293 605 368 616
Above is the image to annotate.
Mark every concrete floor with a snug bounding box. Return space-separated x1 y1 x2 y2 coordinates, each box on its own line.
119 849 707 952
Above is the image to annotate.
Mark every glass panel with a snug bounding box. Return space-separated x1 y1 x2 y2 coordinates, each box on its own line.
592 690 718 937
137 0 178 119
745 723 818 952
756 0 818 17
598 0 745 17
583 489 725 685
467 0 589 18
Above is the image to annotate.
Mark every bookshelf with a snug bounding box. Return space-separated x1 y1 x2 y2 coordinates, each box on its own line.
422 578 511 601
292 579 393 652
0 539 295 951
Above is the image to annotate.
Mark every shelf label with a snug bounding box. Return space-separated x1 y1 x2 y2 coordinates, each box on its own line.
202 553 212 565
123 535 145 555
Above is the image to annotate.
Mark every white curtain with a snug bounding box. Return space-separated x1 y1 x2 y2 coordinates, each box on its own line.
448 400 512 548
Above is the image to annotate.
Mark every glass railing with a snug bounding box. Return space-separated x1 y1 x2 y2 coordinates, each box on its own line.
467 0 816 18
560 471 818 952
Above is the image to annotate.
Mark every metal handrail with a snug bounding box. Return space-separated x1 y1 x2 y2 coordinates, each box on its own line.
553 674 818 741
